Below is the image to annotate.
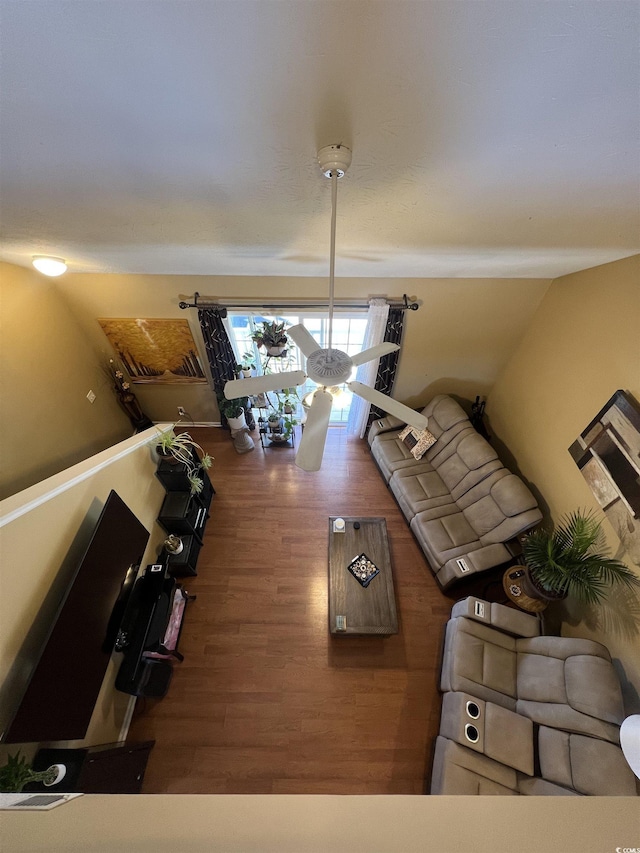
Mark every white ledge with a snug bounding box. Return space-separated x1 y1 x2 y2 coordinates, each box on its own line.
0 424 173 528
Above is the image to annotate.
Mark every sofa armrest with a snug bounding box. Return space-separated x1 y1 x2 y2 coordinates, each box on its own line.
367 414 406 445
436 543 512 590
451 597 541 638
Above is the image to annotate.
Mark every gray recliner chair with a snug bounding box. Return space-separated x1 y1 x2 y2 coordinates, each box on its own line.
440 598 626 743
432 597 637 796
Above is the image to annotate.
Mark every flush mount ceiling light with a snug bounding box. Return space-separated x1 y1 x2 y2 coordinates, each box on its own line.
224 143 427 472
32 256 67 276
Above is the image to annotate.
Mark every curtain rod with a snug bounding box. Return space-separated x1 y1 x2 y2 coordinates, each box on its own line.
178 292 419 311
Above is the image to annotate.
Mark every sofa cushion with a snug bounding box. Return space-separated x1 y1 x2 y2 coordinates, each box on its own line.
564 655 625 725
390 465 455 519
516 653 568 704
423 511 479 553
440 617 517 707
513 640 624 742
431 736 518 795
537 727 637 796
460 473 541 541
423 395 469 435
432 432 503 500
370 430 418 480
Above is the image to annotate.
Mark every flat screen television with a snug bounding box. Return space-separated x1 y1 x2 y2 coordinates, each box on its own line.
2 490 150 743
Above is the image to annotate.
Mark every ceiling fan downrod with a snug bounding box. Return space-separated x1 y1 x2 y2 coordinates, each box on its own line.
317 144 351 360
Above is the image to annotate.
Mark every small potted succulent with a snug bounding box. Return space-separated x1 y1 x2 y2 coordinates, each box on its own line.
521 509 640 604
0 751 66 792
251 321 288 356
164 534 184 555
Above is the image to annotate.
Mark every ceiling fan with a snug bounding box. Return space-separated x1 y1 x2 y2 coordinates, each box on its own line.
223 144 427 471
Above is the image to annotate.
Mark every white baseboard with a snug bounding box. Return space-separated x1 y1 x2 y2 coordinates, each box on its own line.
118 696 137 742
153 421 222 428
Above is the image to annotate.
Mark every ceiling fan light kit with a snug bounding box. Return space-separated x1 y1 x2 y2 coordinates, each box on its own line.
224 144 427 471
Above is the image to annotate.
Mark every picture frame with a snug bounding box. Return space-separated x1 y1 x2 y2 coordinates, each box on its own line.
98 318 207 384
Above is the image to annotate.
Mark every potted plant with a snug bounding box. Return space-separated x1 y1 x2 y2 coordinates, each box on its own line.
155 429 213 471
238 353 256 378
520 509 640 604
164 534 184 555
251 321 288 356
219 396 249 431
0 751 66 792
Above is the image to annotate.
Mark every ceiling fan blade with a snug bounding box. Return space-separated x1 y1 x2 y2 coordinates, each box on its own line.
295 389 333 472
350 342 400 367
224 371 306 399
348 381 428 430
287 324 322 358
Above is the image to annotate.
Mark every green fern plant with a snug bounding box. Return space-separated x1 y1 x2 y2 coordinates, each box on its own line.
522 509 640 604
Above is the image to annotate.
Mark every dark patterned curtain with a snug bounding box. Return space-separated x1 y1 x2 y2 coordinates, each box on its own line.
366 307 405 430
198 308 255 429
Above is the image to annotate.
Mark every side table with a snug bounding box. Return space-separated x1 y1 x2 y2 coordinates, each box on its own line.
502 566 547 614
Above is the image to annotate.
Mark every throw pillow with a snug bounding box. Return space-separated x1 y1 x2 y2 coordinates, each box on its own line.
398 425 437 460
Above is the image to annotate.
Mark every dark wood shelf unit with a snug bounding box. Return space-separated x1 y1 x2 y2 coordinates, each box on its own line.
27 740 155 793
158 490 209 544
166 534 201 577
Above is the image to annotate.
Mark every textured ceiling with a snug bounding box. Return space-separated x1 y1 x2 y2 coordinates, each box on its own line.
1 0 638 278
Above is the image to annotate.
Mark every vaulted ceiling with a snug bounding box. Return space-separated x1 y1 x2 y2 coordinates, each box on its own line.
1 0 638 279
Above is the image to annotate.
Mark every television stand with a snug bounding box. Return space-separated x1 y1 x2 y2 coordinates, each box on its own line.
115 564 195 697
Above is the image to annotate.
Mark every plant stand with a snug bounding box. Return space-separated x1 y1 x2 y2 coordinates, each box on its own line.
256 408 296 450
231 427 255 454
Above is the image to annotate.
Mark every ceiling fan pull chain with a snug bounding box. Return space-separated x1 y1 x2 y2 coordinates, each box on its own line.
327 169 338 360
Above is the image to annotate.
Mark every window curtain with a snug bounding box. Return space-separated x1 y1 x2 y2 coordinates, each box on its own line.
346 299 390 438
366 306 405 432
198 308 255 429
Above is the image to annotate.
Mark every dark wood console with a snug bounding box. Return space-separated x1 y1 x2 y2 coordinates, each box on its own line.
27 740 155 793
115 563 195 697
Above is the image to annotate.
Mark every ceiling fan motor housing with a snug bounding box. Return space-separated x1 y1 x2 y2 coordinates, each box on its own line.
306 348 353 385
318 144 352 178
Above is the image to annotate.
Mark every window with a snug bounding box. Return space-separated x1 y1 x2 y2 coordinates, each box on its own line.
227 312 368 423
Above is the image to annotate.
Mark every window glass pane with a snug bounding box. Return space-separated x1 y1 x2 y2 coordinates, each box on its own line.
227 310 368 423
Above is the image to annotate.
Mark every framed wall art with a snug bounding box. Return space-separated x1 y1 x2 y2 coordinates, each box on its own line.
569 390 640 561
98 318 207 384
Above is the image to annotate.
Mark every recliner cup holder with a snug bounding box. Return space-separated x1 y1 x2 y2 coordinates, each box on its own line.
464 723 480 743
466 701 480 719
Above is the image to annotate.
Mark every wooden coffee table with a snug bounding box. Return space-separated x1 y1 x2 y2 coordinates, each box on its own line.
328 516 398 636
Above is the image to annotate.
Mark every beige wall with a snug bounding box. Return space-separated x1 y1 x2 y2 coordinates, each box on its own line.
0 263 132 499
2 262 547 493
0 427 169 753
57 270 550 419
1 793 638 853
488 254 640 701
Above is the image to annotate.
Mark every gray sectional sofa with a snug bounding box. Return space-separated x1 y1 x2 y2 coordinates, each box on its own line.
368 395 542 589
431 597 637 796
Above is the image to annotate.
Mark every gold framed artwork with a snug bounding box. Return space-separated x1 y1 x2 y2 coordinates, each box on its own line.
98 318 207 384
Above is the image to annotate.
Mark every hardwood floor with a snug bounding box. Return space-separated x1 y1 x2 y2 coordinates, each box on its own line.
128 426 455 793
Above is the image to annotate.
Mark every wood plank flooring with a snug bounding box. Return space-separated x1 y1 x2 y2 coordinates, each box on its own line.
127 426 455 793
